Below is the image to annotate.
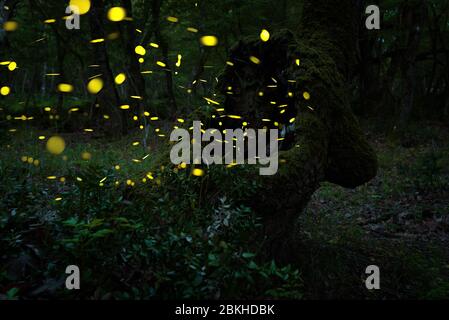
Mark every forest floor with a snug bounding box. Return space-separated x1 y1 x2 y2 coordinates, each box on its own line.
1 120 448 299
300 121 449 299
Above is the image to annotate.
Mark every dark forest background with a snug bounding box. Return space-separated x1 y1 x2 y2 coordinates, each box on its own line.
0 0 448 300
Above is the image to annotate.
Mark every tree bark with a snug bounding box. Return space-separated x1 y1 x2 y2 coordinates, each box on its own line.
89 0 124 136
121 0 148 117
150 0 177 112
398 0 427 129
220 0 378 262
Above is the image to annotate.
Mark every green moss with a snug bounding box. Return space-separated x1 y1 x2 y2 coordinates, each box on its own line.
218 15 378 259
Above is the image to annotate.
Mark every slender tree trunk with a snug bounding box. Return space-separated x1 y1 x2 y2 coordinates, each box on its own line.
0 1 6 45
121 0 148 115
150 0 177 112
398 0 426 128
55 34 66 115
89 0 124 136
121 0 152 146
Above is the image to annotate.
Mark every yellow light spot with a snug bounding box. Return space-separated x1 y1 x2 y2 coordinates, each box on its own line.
150 117 159 121
120 105 130 110
69 0 91 15
44 19 56 24
295 59 300 66
228 115 242 119
146 172 154 180
150 42 159 48
47 176 57 180
156 61 166 68
46 136 65 155
303 92 310 100
135 45 146 56
115 73 126 85
192 168 205 177
81 152 92 160
260 29 270 42
8 62 17 71
115 165 120 170
55 197 62 201
87 78 104 94
33 159 40 166
27 157 34 164
166 16 179 23
21 156 28 162
289 117 296 123
107 32 120 40
58 83 74 93
60 177 66 182
90 38 105 43
226 61 234 66
249 56 261 65
187 27 198 33
139 58 144 64
3 21 18 31
132 141 140 146
200 36 218 47
177 118 185 123
204 97 220 105
38 136 46 140
107 7 127 22
0 86 10 96
176 54 182 67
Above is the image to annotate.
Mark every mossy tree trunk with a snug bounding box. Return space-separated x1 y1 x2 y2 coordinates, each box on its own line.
220 0 378 261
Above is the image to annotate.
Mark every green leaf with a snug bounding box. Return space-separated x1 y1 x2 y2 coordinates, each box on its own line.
6 287 19 299
248 261 258 270
242 252 256 259
92 229 113 238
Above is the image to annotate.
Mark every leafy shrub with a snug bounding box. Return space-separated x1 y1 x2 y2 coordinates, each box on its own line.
0 159 303 299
